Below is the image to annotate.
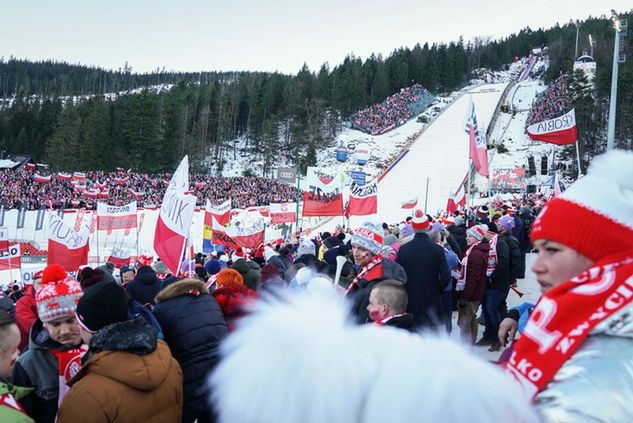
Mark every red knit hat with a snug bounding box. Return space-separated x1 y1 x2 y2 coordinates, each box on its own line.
36 264 83 322
530 150 633 261
411 209 430 231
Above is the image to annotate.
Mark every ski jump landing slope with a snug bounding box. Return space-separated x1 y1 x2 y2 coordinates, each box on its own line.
377 83 508 223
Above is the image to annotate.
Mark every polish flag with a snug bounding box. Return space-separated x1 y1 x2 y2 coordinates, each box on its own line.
446 176 467 213
0 244 21 271
206 199 231 227
84 188 100 199
48 213 89 271
57 172 72 181
465 99 489 177
115 177 129 186
96 181 108 190
24 163 37 171
211 216 265 249
107 246 131 268
302 178 344 217
401 197 418 209
34 174 52 184
97 202 138 230
72 172 87 182
269 202 297 224
347 181 378 216
527 109 577 146
154 156 197 274
128 188 145 199
0 227 9 253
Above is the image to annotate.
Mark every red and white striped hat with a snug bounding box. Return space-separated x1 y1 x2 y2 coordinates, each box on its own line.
466 225 486 241
411 209 430 231
352 221 384 255
530 150 633 261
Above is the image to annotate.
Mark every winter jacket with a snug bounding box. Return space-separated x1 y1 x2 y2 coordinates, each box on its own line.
126 266 161 305
396 232 451 328
488 236 511 291
154 279 229 423
534 301 633 422
447 224 467 254
458 242 489 303
0 381 33 423
57 318 183 423
381 313 417 332
347 257 407 324
14 286 37 351
11 319 81 423
502 233 525 281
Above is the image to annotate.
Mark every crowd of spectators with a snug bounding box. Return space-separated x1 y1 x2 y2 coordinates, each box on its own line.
526 74 570 126
0 168 297 210
351 84 434 135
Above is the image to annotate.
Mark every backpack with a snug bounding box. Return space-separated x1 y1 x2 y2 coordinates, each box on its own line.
127 299 164 340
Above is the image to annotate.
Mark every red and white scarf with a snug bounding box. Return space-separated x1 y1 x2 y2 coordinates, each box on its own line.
346 254 384 294
50 345 88 406
486 234 498 277
456 242 479 291
503 251 633 398
373 313 408 326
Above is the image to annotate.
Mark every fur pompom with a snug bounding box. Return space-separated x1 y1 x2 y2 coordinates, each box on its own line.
588 149 633 190
41 263 67 285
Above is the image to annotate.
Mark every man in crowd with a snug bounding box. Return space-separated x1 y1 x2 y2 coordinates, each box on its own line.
11 264 85 423
367 280 416 332
119 265 136 287
15 270 42 350
58 280 183 422
346 220 407 324
501 150 633 421
396 210 450 330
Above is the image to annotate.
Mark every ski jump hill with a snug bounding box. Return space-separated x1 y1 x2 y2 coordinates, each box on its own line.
375 82 508 224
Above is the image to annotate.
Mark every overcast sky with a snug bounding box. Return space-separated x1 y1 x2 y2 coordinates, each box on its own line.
2 1 630 74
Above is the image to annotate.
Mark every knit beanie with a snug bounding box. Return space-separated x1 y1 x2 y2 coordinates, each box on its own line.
36 264 83 322
466 225 486 241
205 259 226 276
351 221 383 255
498 214 515 232
76 281 128 333
530 150 633 261
323 236 342 249
411 209 430 232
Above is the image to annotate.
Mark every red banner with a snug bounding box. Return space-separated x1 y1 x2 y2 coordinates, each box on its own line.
347 181 378 216
527 109 577 145
48 213 89 271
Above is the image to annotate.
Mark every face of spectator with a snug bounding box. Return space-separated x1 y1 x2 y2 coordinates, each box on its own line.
531 239 594 294
121 270 135 285
466 234 478 246
367 289 388 322
0 324 21 379
33 277 42 292
352 245 373 267
43 316 82 346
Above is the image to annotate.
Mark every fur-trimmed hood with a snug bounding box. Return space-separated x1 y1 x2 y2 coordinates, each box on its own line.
155 279 209 304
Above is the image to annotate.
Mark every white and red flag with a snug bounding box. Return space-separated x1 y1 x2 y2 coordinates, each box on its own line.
269 202 297 224
465 99 489 177
206 199 231 226
97 201 138 231
57 172 72 181
446 176 467 213
128 188 145 199
211 216 265 249
154 156 197 274
34 174 52 184
95 181 108 190
302 176 343 217
347 181 378 216
114 176 129 186
0 227 9 253
0 244 21 271
72 172 87 183
48 213 89 271
401 197 418 210
107 246 131 268
84 188 100 199
527 109 577 146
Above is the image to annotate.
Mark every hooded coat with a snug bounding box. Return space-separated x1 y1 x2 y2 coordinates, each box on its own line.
57 318 183 423
153 279 229 423
126 266 161 305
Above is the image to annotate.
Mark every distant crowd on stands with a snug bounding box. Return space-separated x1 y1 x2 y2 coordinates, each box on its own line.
526 74 570 126
0 168 297 210
352 84 433 135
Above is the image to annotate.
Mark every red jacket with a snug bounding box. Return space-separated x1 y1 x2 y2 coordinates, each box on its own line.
213 285 258 331
459 242 490 303
15 286 37 350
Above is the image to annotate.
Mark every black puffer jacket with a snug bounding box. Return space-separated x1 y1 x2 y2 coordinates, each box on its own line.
126 266 161 305
153 279 229 423
488 235 511 291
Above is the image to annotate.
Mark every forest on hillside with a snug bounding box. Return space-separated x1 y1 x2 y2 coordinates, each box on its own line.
0 12 631 174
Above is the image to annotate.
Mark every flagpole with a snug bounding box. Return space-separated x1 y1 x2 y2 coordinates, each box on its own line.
575 140 582 178
466 164 472 226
